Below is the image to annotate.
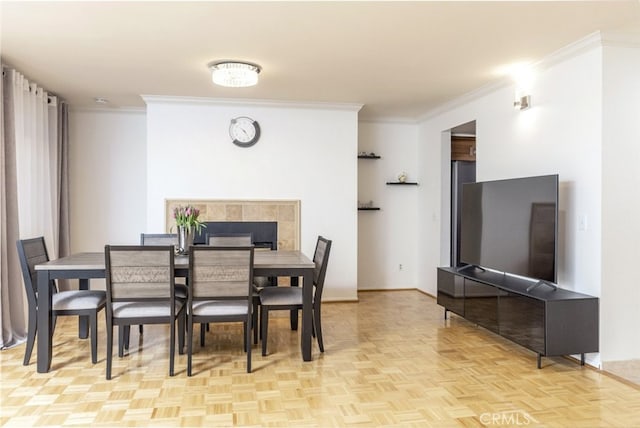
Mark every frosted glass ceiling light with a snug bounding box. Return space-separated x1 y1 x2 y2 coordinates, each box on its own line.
209 61 261 87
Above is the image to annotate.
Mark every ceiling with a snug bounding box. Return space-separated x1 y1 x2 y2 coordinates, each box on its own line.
2 1 639 121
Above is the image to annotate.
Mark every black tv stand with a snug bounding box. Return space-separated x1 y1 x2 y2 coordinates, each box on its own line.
526 280 558 292
437 267 598 368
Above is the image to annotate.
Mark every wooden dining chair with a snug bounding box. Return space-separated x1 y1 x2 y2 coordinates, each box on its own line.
16 237 106 366
140 233 189 299
205 232 267 346
118 233 189 354
260 236 331 356
187 245 255 375
104 245 186 379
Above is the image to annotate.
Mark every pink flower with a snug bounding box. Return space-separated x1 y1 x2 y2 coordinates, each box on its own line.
172 204 206 233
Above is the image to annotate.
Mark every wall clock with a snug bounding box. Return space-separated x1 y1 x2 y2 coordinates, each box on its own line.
229 116 260 147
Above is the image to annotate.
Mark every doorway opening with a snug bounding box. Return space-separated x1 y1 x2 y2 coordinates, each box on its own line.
449 120 476 267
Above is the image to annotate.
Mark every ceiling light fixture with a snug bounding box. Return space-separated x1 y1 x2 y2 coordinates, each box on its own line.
208 61 261 88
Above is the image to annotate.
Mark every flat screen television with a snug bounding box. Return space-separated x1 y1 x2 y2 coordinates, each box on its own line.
459 174 559 284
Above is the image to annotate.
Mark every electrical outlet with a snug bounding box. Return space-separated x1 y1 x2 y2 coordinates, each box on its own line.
399 264 403 271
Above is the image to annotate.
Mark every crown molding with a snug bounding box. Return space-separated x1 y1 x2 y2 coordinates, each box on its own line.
69 105 146 114
418 78 508 122
600 30 640 48
417 30 635 122
534 31 604 72
359 116 419 125
141 95 363 112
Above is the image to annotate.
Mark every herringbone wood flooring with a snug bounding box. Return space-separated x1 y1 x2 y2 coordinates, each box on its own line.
1 290 639 427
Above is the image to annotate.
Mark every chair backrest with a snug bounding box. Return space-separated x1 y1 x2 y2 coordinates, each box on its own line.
16 236 55 305
105 245 176 303
140 233 178 246
312 236 332 301
188 246 254 300
207 232 252 246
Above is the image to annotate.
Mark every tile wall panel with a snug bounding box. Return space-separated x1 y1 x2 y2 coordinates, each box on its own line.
165 199 300 250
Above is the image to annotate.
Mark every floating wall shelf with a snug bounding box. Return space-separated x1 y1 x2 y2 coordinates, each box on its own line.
386 182 418 185
358 155 381 159
358 207 381 211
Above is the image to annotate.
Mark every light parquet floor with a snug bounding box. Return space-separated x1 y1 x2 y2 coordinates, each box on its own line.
1 290 639 427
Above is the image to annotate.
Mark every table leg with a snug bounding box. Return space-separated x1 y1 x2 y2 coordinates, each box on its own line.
78 278 89 339
301 270 313 361
37 270 53 373
290 276 299 330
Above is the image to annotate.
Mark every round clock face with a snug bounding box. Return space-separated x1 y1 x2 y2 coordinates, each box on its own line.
229 116 260 147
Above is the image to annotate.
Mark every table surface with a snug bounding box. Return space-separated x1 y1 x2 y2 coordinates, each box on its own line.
35 250 315 270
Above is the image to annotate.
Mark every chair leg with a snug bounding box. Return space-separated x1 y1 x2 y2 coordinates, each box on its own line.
139 324 143 334
200 323 206 347
187 315 194 377
23 308 37 366
246 318 252 373
121 325 131 352
118 326 126 357
252 299 259 345
243 322 247 352
106 322 113 380
169 320 175 377
51 314 57 337
290 309 298 331
314 308 324 353
90 312 98 363
261 307 269 356
177 314 185 355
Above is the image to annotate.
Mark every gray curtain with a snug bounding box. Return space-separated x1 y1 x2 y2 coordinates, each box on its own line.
0 66 71 348
55 100 71 290
0 67 26 349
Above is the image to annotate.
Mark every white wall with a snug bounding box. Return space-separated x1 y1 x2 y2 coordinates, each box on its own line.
418 45 603 298
416 39 606 367
69 108 147 252
357 121 419 290
67 33 639 363
601 41 640 362
144 97 360 301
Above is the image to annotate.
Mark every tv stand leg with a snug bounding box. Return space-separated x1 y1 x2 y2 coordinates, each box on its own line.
537 353 542 369
581 353 585 366
444 308 448 320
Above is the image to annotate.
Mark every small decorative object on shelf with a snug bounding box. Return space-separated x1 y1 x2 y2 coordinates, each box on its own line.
386 172 418 185
358 151 381 159
358 200 380 210
172 205 206 255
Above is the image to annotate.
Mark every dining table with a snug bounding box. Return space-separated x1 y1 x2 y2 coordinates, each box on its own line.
34 249 316 373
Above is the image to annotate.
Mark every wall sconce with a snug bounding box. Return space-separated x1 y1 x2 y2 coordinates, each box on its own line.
514 94 531 111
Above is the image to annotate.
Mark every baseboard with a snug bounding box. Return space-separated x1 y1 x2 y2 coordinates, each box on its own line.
357 287 436 299
601 359 640 389
322 297 359 303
